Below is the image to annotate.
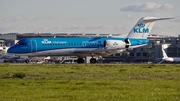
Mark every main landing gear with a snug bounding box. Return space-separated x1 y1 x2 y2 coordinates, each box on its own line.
90 58 96 64
77 57 97 64
77 58 84 63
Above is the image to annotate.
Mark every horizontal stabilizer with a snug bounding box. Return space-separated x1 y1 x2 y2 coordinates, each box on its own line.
143 17 174 21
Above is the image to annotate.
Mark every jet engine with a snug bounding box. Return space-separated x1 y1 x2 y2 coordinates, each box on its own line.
103 39 131 49
124 38 130 49
104 40 126 49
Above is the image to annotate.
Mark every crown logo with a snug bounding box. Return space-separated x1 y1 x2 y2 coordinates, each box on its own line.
42 39 52 44
113 42 118 46
138 23 145 28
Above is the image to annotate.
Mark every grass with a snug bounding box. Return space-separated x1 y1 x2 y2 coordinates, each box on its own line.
0 64 180 101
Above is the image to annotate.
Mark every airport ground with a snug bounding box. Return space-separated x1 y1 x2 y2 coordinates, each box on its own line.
0 64 179 101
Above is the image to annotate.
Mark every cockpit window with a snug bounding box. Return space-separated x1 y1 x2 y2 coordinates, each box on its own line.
16 42 19 45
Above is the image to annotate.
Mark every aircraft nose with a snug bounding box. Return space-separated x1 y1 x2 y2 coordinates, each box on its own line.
7 46 16 53
7 46 20 53
8 45 30 54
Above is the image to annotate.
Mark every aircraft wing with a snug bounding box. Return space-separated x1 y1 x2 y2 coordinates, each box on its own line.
70 48 124 57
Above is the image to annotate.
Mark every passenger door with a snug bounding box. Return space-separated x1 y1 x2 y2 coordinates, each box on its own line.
31 40 37 52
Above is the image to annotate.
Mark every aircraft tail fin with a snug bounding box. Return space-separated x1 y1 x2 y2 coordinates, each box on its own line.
162 48 168 59
126 17 173 39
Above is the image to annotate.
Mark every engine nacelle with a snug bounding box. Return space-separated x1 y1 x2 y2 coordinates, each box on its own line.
104 40 126 49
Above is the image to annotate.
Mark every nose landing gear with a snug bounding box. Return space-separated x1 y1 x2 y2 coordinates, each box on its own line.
25 60 29 63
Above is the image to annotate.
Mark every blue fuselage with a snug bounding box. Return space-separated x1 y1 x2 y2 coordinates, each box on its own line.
7 37 149 56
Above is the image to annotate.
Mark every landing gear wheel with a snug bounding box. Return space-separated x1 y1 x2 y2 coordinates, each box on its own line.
90 58 96 64
77 58 84 64
25 60 29 64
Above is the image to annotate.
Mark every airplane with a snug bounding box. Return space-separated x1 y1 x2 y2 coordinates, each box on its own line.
0 53 27 63
0 46 42 63
7 16 173 64
160 48 180 63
